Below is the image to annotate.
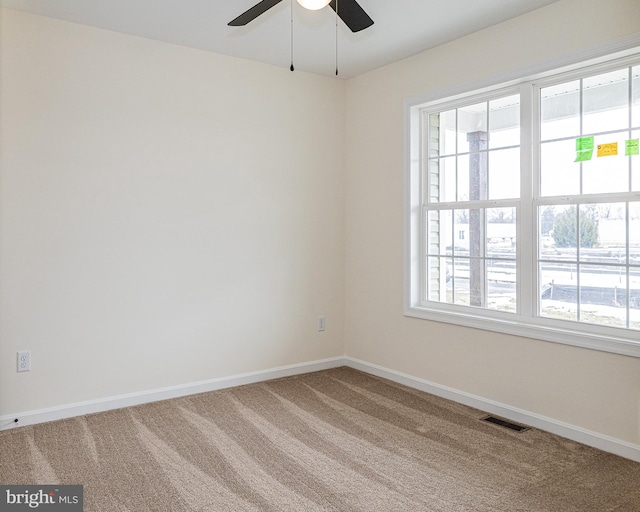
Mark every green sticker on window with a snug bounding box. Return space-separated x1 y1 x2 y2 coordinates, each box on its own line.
626 138 639 156
575 136 594 162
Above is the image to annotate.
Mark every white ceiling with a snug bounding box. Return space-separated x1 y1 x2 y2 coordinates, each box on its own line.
1 0 561 79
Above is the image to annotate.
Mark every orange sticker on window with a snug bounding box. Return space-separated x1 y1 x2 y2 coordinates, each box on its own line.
597 143 618 157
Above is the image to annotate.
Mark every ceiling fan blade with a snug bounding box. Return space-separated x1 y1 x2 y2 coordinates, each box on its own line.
228 0 284 26
329 0 373 33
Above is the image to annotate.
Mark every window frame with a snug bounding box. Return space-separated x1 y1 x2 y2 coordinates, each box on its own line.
404 41 640 358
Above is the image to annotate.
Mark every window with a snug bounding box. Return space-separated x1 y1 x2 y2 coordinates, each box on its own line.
424 92 520 311
405 48 640 357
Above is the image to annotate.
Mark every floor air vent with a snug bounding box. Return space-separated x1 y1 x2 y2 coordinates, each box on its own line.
481 416 530 432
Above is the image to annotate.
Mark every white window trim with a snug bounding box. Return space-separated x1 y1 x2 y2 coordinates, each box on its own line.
404 34 640 358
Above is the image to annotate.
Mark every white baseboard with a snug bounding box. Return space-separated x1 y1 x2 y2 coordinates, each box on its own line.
0 357 346 431
345 357 640 463
2 355 638 463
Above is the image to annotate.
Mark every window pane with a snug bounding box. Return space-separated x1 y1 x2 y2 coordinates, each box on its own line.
583 69 629 134
629 202 640 329
629 278 640 330
541 204 577 260
487 208 516 259
453 258 471 306
436 210 454 256
579 264 627 328
458 102 487 154
631 202 640 269
487 259 516 312
580 203 626 263
576 204 602 252
427 210 452 256
468 208 486 308
631 264 640 330
434 156 456 203
539 205 556 245
426 159 439 202
459 151 488 201
468 150 489 202
540 262 578 321
457 155 470 202
633 66 640 128
489 95 520 149
437 110 457 156
453 209 470 255
467 208 486 257
427 257 453 303
540 139 579 196
582 133 629 194
541 80 580 141
467 257 486 307
489 148 520 199
632 130 640 192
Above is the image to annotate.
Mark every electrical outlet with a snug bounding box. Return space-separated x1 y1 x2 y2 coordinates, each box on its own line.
317 315 326 332
17 350 31 372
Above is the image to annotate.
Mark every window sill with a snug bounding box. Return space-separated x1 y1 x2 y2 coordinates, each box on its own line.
404 305 640 358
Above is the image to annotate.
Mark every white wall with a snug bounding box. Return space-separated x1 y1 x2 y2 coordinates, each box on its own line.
344 0 640 445
0 9 345 414
3 0 640 453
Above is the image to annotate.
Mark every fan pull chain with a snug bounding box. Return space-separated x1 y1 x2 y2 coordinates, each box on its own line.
335 0 339 76
290 0 294 71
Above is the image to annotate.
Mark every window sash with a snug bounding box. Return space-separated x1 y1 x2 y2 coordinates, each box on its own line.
420 87 523 316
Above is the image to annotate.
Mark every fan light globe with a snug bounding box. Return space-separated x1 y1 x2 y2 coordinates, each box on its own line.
296 0 331 10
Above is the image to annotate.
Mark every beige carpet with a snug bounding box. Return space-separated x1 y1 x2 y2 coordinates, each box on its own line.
1 367 639 511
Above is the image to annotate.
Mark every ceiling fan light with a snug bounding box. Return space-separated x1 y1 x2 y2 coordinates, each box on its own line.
296 0 332 11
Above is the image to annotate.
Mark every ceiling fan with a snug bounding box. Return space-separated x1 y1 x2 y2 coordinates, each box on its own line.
229 0 374 33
